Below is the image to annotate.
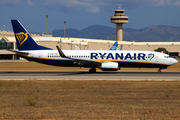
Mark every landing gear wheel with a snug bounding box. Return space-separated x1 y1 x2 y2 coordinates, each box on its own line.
89 69 96 73
158 69 161 73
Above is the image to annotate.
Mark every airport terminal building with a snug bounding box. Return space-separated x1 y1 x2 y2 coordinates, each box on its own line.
0 30 180 60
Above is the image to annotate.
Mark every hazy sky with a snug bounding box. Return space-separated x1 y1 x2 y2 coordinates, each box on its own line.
1 0 180 33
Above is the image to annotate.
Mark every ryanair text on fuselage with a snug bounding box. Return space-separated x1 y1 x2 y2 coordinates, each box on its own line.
90 52 154 60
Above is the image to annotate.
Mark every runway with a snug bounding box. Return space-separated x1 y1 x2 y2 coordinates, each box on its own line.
0 71 180 80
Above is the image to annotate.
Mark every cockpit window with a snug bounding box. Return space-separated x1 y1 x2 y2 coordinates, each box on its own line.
164 56 170 58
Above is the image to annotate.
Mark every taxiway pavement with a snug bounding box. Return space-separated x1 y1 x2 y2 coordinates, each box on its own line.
0 71 180 80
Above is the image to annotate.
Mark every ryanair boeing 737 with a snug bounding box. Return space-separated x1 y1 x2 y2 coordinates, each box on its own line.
10 20 177 73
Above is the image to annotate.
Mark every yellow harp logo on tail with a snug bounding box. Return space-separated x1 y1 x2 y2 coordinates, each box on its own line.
15 32 28 46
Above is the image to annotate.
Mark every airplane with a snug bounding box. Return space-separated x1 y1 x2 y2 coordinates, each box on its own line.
75 41 118 50
10 20 178 73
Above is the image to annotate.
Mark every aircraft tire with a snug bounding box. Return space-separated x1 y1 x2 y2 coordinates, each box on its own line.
158 69 161 73
89 69 96 73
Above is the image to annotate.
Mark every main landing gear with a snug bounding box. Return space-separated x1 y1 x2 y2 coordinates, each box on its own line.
89 68 96 73
89 65 96 73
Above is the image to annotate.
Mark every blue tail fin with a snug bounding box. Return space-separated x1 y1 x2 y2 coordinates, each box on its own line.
109 41 118 50
11 20 52 50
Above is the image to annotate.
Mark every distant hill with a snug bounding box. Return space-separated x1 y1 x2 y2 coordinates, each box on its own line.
52 25 115 40
52 25 180 42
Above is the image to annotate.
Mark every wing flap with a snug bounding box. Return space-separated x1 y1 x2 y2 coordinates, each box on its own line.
73 58 101 66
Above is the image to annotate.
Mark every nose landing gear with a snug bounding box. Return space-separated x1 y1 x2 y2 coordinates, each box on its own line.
158 68 161 73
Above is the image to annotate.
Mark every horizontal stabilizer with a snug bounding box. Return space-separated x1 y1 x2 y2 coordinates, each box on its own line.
7 50 29 55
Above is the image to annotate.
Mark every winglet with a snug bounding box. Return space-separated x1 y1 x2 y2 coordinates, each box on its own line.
56 46 67 58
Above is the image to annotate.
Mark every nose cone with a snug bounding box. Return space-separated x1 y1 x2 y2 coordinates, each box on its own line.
171 58 178 65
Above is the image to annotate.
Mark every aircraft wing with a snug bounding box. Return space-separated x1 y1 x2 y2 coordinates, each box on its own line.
7 50 29 55
72 58 101 66
56 46 101 66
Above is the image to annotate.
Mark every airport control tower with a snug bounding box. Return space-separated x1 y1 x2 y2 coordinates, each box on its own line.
111 5 128 41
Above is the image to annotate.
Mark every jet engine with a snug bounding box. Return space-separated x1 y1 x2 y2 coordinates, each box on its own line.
101 62 119 71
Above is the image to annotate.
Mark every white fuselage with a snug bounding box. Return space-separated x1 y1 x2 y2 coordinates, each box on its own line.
18 49 177 69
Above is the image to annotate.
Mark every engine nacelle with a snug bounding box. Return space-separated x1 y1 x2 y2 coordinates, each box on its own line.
101 62 119 71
